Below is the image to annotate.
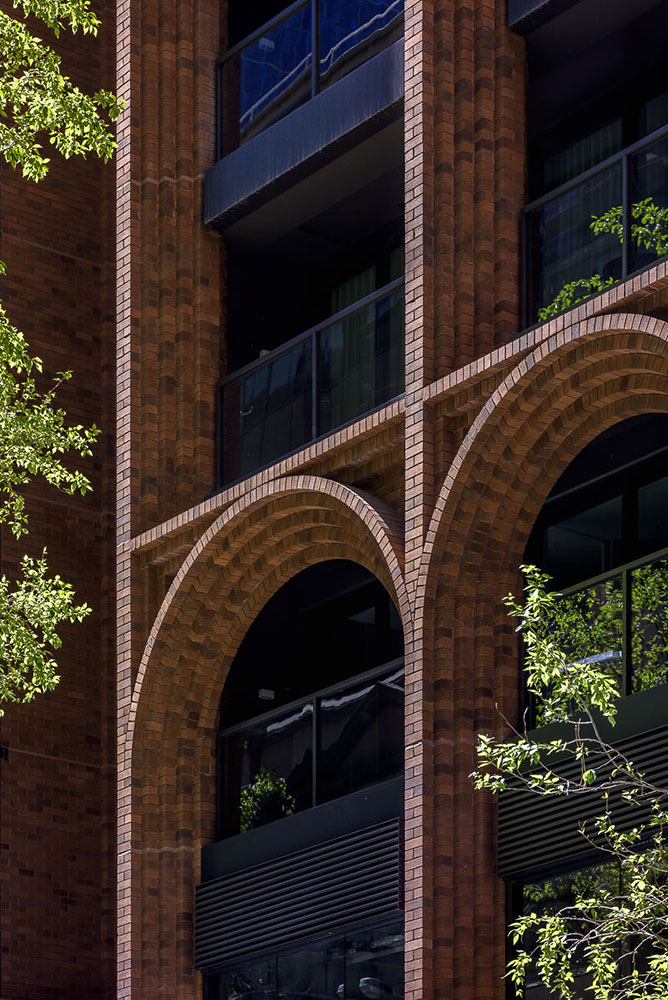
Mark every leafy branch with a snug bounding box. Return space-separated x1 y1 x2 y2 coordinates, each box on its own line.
471 567 668 1000
538 197 668 322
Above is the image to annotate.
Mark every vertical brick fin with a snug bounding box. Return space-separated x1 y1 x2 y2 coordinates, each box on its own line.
195 820 402 969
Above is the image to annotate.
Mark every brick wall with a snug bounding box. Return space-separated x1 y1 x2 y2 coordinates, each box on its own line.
0 2 116 997
115 1 668 999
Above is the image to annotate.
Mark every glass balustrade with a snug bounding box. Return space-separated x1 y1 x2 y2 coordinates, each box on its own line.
218 0 404 154
524 123 668 325
528 547 668 726
219 660 404 837
217 280 404 486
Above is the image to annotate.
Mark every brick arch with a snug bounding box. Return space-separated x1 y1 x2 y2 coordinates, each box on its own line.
120 475 409 1000
412 312 668 1000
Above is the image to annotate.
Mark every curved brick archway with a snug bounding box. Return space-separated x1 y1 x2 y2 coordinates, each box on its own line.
411 313 668 1000
119 476 410 1000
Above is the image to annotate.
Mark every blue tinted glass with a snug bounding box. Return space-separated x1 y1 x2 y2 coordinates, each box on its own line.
320 0 403 86
239 5 312 142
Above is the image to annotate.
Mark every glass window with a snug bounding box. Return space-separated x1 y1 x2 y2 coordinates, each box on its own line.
517 863 621 1000
344 923 404 1000
205 923 403 1000
222 704 313 834
278 937 345 1000
318 667 404 803
543 495 623 589
209 955 276 1000
221 663 403 836
637 474 668 554
631 556 668 692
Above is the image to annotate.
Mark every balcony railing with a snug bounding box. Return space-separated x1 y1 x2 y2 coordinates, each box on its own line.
218 659 404 838
217 0 404 156
217 278 404 487
523 122 668 325
526 546 668 728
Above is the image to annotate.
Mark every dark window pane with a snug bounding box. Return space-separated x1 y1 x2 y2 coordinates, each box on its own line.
638 474 668 553
318 667 404 803
318 288 404 434
526 162 622 322
208 956 276 1000
631 557 668 692
319 0 403 89
222 704 313 834
345 923 404 1000
548 576 625 707
238 339 313 478
640 90 668 137
278 937 345 1000
543 118 622 192
543 495 623 588
629 134 668 273
519 865 620 1000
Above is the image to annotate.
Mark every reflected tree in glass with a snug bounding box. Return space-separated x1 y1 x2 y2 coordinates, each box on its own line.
631 558 668 692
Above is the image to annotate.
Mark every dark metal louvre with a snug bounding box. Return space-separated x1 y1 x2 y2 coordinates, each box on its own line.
498 725 668 879
195 818 401 970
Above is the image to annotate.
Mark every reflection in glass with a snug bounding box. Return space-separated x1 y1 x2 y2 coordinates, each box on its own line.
550 576 624 699
526 163 622 321
233 5 312 145
631 558 668 692
318 288 404 435
278 937 345 1000
319 0 403 87
206 923 403 1000
238 339 313 478
222 703 313 835
211 955 276 1000
345 923 404 1000
629 135 668 273
219 285 404 487
221 663 403 836
318 667 404 803
543 496 622 588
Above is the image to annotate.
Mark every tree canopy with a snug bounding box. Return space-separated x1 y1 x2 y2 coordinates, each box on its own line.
0 0 120 710
471 567 668 1000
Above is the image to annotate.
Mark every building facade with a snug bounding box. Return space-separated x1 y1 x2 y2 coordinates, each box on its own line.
3 0 668 997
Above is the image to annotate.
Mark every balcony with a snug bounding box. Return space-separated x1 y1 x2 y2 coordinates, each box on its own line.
523 122 668 325
217 0 404 156
216 278 404 487
204 0 404 232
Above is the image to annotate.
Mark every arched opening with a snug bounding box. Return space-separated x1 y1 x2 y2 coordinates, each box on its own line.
198 560 405 999
526 412 668 699
506 414 668 999
218 559 404 837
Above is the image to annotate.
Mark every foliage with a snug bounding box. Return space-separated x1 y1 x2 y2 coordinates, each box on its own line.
240 767 296 832
538 196 668 322
0 0 120 710
471 566 668 1000
0 1 120 180
537 275 615 323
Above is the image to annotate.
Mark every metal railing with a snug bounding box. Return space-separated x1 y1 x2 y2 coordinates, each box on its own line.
216 278 404 487
522 121 668 326
216 0 404 156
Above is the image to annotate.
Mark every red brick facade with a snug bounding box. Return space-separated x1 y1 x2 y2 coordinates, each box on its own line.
4 0 668 998
116 2 668 998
